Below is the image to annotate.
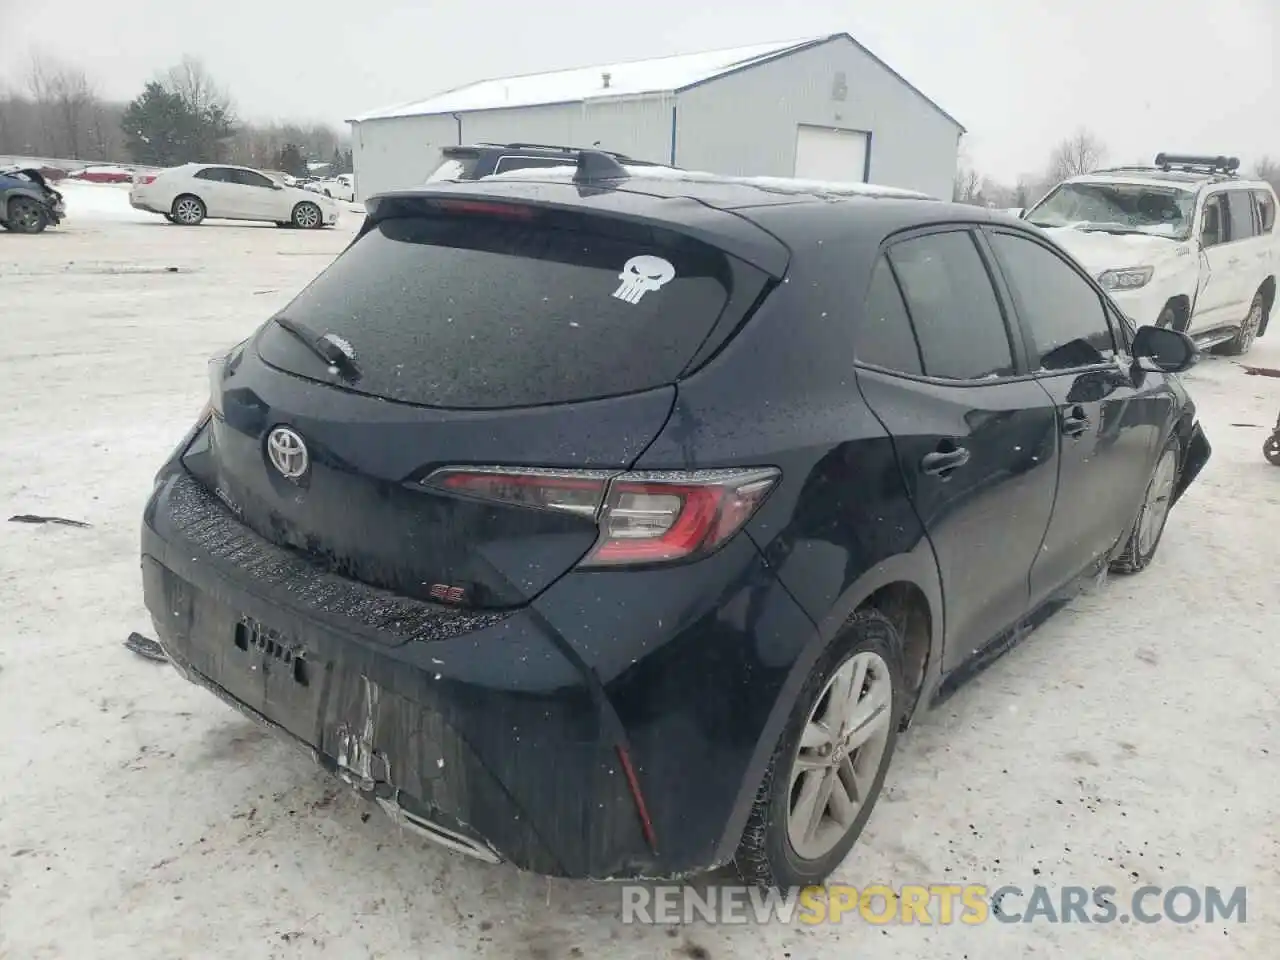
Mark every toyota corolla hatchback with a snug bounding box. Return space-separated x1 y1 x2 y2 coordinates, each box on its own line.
142 155 1209 890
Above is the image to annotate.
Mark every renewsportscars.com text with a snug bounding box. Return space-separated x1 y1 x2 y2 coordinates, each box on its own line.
621 883 1247 926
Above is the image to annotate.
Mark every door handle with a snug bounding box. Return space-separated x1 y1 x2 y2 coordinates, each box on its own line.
921 447 970 476
1228 257 1241 267
1061 405 1090 438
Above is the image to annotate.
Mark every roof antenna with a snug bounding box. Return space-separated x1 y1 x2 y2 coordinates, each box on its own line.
602 71 612 89
574 150 628 183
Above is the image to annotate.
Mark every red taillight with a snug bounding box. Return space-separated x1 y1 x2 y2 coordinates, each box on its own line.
135 174 156 185
431 199 537 219
423 466 780 566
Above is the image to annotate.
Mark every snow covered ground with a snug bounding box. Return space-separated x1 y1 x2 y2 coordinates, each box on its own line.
1 184 1278 959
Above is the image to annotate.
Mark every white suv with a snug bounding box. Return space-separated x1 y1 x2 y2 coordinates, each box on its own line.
1023 154 1277 355
129 163 340 229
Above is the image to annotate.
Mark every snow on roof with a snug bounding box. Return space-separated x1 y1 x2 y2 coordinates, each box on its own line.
352 36 828 122
482 162 937 200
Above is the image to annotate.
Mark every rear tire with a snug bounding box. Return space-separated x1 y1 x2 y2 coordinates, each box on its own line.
291 201 322 229
5 196 48 233
734 611 903 891
1110 436 1181 574
1213 293 1264 356
171 194 205 226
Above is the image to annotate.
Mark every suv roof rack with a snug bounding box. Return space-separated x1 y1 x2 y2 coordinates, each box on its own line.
476 141 637 161
1154 153 1240 175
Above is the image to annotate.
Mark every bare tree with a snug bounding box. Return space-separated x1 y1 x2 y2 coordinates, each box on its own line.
50 68 97 160
1256 156 1280 193
953 166 980 203
1047 129 1108 182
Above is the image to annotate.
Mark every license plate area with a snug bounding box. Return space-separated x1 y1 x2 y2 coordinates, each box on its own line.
215 614 330 746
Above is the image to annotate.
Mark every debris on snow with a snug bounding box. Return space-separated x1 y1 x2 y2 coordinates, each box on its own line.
8 514 91 528
124 632 168 662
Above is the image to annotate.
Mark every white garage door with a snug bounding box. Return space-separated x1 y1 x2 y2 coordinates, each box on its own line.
793 125 870 183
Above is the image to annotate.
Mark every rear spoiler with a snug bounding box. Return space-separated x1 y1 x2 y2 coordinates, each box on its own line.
361 153 793 278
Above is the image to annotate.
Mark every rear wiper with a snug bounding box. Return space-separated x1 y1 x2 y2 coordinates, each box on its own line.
271 315 360 380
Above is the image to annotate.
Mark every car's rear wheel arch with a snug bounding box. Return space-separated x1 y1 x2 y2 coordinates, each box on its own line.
715 548 942 866
855 581 932 728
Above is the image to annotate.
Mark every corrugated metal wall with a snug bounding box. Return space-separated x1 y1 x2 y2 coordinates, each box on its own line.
350 37 961 202
673 38 961 199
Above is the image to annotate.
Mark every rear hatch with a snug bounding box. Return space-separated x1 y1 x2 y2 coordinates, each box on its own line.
186 186 785 611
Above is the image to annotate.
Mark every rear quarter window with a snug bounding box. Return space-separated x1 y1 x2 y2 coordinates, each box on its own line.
257 210 757 408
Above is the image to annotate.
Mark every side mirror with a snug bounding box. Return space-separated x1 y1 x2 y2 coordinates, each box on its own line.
1131 324 1198 374
272 183 284 190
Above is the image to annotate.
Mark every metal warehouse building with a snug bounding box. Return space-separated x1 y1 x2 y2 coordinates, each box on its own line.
348 33 964 201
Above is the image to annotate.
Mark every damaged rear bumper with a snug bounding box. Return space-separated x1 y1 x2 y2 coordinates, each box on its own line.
142 469 817 880
1173 421 1211 505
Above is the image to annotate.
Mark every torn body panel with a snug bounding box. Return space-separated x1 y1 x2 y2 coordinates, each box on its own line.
142 461 818 880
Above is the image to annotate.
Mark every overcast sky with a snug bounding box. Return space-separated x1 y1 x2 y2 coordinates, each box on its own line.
1 0 1275 181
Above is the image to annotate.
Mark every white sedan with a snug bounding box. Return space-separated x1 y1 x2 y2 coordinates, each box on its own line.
128 163 340 228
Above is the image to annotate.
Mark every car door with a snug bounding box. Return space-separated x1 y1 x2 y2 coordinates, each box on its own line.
853 228 1060 673
1190 191 1235 333
191 167 236 217
227 169 280 220
1225 188 1265 314
985 227 1173 605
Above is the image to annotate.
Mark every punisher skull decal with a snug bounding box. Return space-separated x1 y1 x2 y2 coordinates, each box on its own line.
612 255 676 305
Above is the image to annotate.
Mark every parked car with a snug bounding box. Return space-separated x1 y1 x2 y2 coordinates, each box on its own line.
308 173 355 201
426 142 674 182
1022 153 1277 355
0 166 65 233
142 152 1209 891
69 165 136 184
129 163 339 228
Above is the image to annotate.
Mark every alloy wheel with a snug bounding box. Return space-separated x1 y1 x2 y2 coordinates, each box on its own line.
1239 300 1263 352
1137 447 1179 556
294 203 321 229
9 198 45 231
786 650 894 861
174 197 203 224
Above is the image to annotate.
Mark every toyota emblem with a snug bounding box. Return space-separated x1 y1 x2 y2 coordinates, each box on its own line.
266 426 309 480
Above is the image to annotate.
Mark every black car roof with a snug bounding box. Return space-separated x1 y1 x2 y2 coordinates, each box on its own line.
367 173 1017 276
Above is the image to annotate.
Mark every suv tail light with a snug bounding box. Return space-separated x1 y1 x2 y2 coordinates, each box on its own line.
425 466 780 566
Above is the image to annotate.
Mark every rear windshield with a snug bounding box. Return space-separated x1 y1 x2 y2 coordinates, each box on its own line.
426 154 479 182
256 209 747 408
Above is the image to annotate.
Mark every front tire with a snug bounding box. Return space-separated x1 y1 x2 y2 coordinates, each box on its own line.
291 201 322 229
1213 293 1264 356
171 195 206 226
1110 436 1180 574
734 611 903 890
4 196 48 233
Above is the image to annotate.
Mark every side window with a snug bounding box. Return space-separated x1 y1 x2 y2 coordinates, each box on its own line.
194 167 230 182
886 231 1015 381
1255 191 1276 234
1201 195 1226 247
1227 190 1257 241
856 256 923 375
492 156 571 175
231 169 274 188
989 231 1116 372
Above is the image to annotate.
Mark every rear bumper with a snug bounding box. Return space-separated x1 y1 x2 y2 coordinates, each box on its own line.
142 468 817 879
1173 420 1211 505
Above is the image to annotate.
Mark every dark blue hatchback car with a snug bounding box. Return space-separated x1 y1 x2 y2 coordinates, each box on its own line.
142 155 1209 890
